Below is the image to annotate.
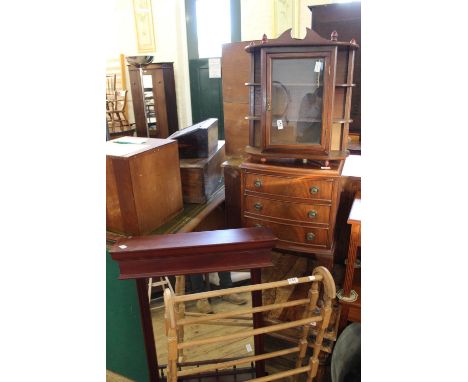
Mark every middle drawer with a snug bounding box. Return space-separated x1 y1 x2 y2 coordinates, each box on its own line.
244 195 331 225
244 173 334 201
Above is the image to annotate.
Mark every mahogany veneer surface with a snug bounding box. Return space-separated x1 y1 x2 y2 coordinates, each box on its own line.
240 160 342 259
106 137 183 236
109 227 277 279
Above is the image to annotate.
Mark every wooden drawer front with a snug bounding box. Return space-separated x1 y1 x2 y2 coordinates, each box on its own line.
244 195 330 225
244 173 333 201
243 216 329 248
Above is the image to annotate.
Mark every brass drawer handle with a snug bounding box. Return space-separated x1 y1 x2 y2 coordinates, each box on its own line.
255 223 263 228
310 186 319 194
254 179 262 188
306 232 316 241
308 210 317 218
254 202 263 211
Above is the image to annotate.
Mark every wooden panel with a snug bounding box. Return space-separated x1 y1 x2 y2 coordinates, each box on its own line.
222 41 252 103
335 49 349 84
222 40 259 155
179 141 225 203
180 169 204 203
128 65 148 137
151 68 169 138
310 3 361 134
243 195 331 225
106 138 183 236
170 118 219 159
333 87 345 119
223 159 243 228
109 227 278 279
130 144 183 233
223 102 250 156
243 216 329 248
162 66 179 135
244 173 334 201
106 158 125 233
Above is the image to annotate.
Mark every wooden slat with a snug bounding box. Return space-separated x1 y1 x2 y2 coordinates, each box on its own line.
178 316 322 350
247 365 310 382
178 346 300 377
173 275 322 303
178 298 310 326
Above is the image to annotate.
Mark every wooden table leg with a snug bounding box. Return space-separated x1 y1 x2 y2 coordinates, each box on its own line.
251 268 265 377
136 278 160 382
342 225 360 296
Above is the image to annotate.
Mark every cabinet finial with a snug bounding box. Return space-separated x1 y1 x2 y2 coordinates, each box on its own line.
262 34 268 44
350 38 357 45
331 30 338 41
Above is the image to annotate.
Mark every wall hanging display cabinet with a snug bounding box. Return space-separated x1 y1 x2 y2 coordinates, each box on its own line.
128 62 179 138
244 28 358 164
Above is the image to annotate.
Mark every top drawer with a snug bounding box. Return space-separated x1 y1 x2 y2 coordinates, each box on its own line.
244 172 334 201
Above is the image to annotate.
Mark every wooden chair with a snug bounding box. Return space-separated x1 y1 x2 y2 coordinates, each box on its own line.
106 89 135 134
163 266 336 382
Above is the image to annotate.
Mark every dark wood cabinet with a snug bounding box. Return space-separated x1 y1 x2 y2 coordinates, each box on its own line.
128 62 179 138
309 2 361 136
240 160 342 268
244 28 358 163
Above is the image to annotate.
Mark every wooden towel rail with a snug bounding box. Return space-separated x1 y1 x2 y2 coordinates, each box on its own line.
163 266 336 382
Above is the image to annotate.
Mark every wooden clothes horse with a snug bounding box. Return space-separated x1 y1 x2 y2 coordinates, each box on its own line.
164 266 336 382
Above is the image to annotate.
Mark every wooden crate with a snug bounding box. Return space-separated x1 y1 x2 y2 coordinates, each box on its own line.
106 137 183 235
179 141 225 204
169 118 218 159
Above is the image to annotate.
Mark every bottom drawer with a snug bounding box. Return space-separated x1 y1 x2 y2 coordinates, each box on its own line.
243 216 329 249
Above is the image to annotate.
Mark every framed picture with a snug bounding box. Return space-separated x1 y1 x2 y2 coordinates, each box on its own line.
133 0 156 53
273 0 300 38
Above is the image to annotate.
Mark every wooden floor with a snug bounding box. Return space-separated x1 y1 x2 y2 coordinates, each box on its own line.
152 291 255 367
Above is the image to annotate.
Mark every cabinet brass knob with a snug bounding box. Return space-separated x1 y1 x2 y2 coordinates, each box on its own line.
306 232 316 241
255 223 263 228
308 210 317 218
254 179 262 188
310 186 319 194
254 202 263 211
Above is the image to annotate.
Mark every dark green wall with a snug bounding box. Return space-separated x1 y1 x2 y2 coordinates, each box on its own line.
189 60 225 139
106 250 149 381
185 0 241 139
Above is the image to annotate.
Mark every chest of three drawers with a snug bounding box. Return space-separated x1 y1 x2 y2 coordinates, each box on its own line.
240 162 342 256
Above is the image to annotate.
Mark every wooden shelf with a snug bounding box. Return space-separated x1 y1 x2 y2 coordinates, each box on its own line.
270 118 352 124
273 83 323 87
332 119 353 124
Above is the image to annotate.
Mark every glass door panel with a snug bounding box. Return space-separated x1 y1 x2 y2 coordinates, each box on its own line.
269 58 325 146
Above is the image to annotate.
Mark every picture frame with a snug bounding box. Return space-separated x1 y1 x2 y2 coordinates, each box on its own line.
133 0 156 53
273 0 300 38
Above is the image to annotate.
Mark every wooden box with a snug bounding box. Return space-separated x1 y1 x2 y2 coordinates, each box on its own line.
106 137 183 235
168 118 218 158
179 141 225 204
